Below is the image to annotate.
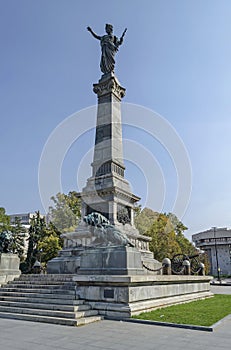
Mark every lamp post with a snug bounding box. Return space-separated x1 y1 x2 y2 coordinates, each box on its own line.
212 227 221 283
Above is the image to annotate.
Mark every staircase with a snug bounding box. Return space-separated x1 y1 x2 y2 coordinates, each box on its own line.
0 274 102 326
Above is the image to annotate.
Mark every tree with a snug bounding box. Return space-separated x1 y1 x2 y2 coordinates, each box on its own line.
146 213 181 261
166 213 188 235
11 216 26 260
24 211 46 272
0 207 11 233
1 207 64 271
66 191 81 218
48 192 81 233
21 211 64 272
38 235 61 264
135 208 197 262
133 203 142 217
0 208 13 253
134 207 159 235
37 222 63 265
166 213 197 256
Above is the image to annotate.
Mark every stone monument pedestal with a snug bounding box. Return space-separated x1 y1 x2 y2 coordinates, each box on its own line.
78 246 144 275
73 274 213 318
0 253 21 285
47 244 161 276
47 220 162 275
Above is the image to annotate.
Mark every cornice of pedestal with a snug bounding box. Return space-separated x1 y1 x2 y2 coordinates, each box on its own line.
81 184 140 204
93 73 126 99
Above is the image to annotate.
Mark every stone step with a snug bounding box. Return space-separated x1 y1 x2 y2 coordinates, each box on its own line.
0 291 76 299
0 311 102 326
15 274 75 281
0 287 76 294
5 285 74 290
0 300 90 312
75 315 103 326
0 305 98 319
8 280 76 286
0 274 102 327
1 284 76 294
0 295 84 305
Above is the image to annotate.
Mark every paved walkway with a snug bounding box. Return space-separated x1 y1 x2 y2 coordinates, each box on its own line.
210 284 231 295
0 285 230 350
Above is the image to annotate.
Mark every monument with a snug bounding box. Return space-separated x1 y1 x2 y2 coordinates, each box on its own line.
0 231 21 285
47 25 212 318
47 24 159 275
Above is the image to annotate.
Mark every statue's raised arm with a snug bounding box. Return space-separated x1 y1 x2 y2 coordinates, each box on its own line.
87 26 101 40
87 24 127 75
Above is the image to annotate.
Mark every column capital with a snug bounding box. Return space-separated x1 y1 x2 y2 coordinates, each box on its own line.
93 74 126 100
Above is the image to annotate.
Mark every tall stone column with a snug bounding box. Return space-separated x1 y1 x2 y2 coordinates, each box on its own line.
80 73 140 225
92 73 126 179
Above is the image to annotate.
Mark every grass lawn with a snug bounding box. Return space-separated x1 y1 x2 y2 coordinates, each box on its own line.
133 295 231 326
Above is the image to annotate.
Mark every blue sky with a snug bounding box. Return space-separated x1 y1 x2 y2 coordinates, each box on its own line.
1 0 231 239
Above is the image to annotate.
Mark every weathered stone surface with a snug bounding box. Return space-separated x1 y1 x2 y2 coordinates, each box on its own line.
47 243 158 276
0 274 102 326
0 253 21 285
47 219 159 276
47 255 81 275
73 274 213 318
80 73 140 229
78 246 144 275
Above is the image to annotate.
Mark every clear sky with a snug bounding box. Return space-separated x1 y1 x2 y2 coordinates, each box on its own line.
1 0 231 239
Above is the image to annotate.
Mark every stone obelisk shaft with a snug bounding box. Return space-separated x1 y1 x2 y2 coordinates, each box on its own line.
92 73 126 178
81 73 140 225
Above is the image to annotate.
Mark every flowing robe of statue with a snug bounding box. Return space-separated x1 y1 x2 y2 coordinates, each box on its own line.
100 35 120 74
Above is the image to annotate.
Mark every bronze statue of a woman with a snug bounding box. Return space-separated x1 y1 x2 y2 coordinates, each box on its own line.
87 24 127 74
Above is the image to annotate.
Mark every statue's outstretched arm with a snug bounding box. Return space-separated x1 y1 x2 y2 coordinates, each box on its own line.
87 26 101 40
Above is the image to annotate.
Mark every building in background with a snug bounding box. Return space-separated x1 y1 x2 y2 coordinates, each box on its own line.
9 213 45 226
9 212 46 258
192 227 231 276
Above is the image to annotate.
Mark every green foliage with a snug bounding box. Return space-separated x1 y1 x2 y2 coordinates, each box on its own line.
166 213 197 256
38 235 61 264
0 205 67 272
133 204 142 217
38 222 63 265
134 208 159 235
0 230 13 253
11 216 26 260
135 208 197 262
0 207 11 233
133 294 231 327
20 191 81 272
146 213 181 261
25 211 46 272
166 213 188 234
1 209 26 257
48 191 81 233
